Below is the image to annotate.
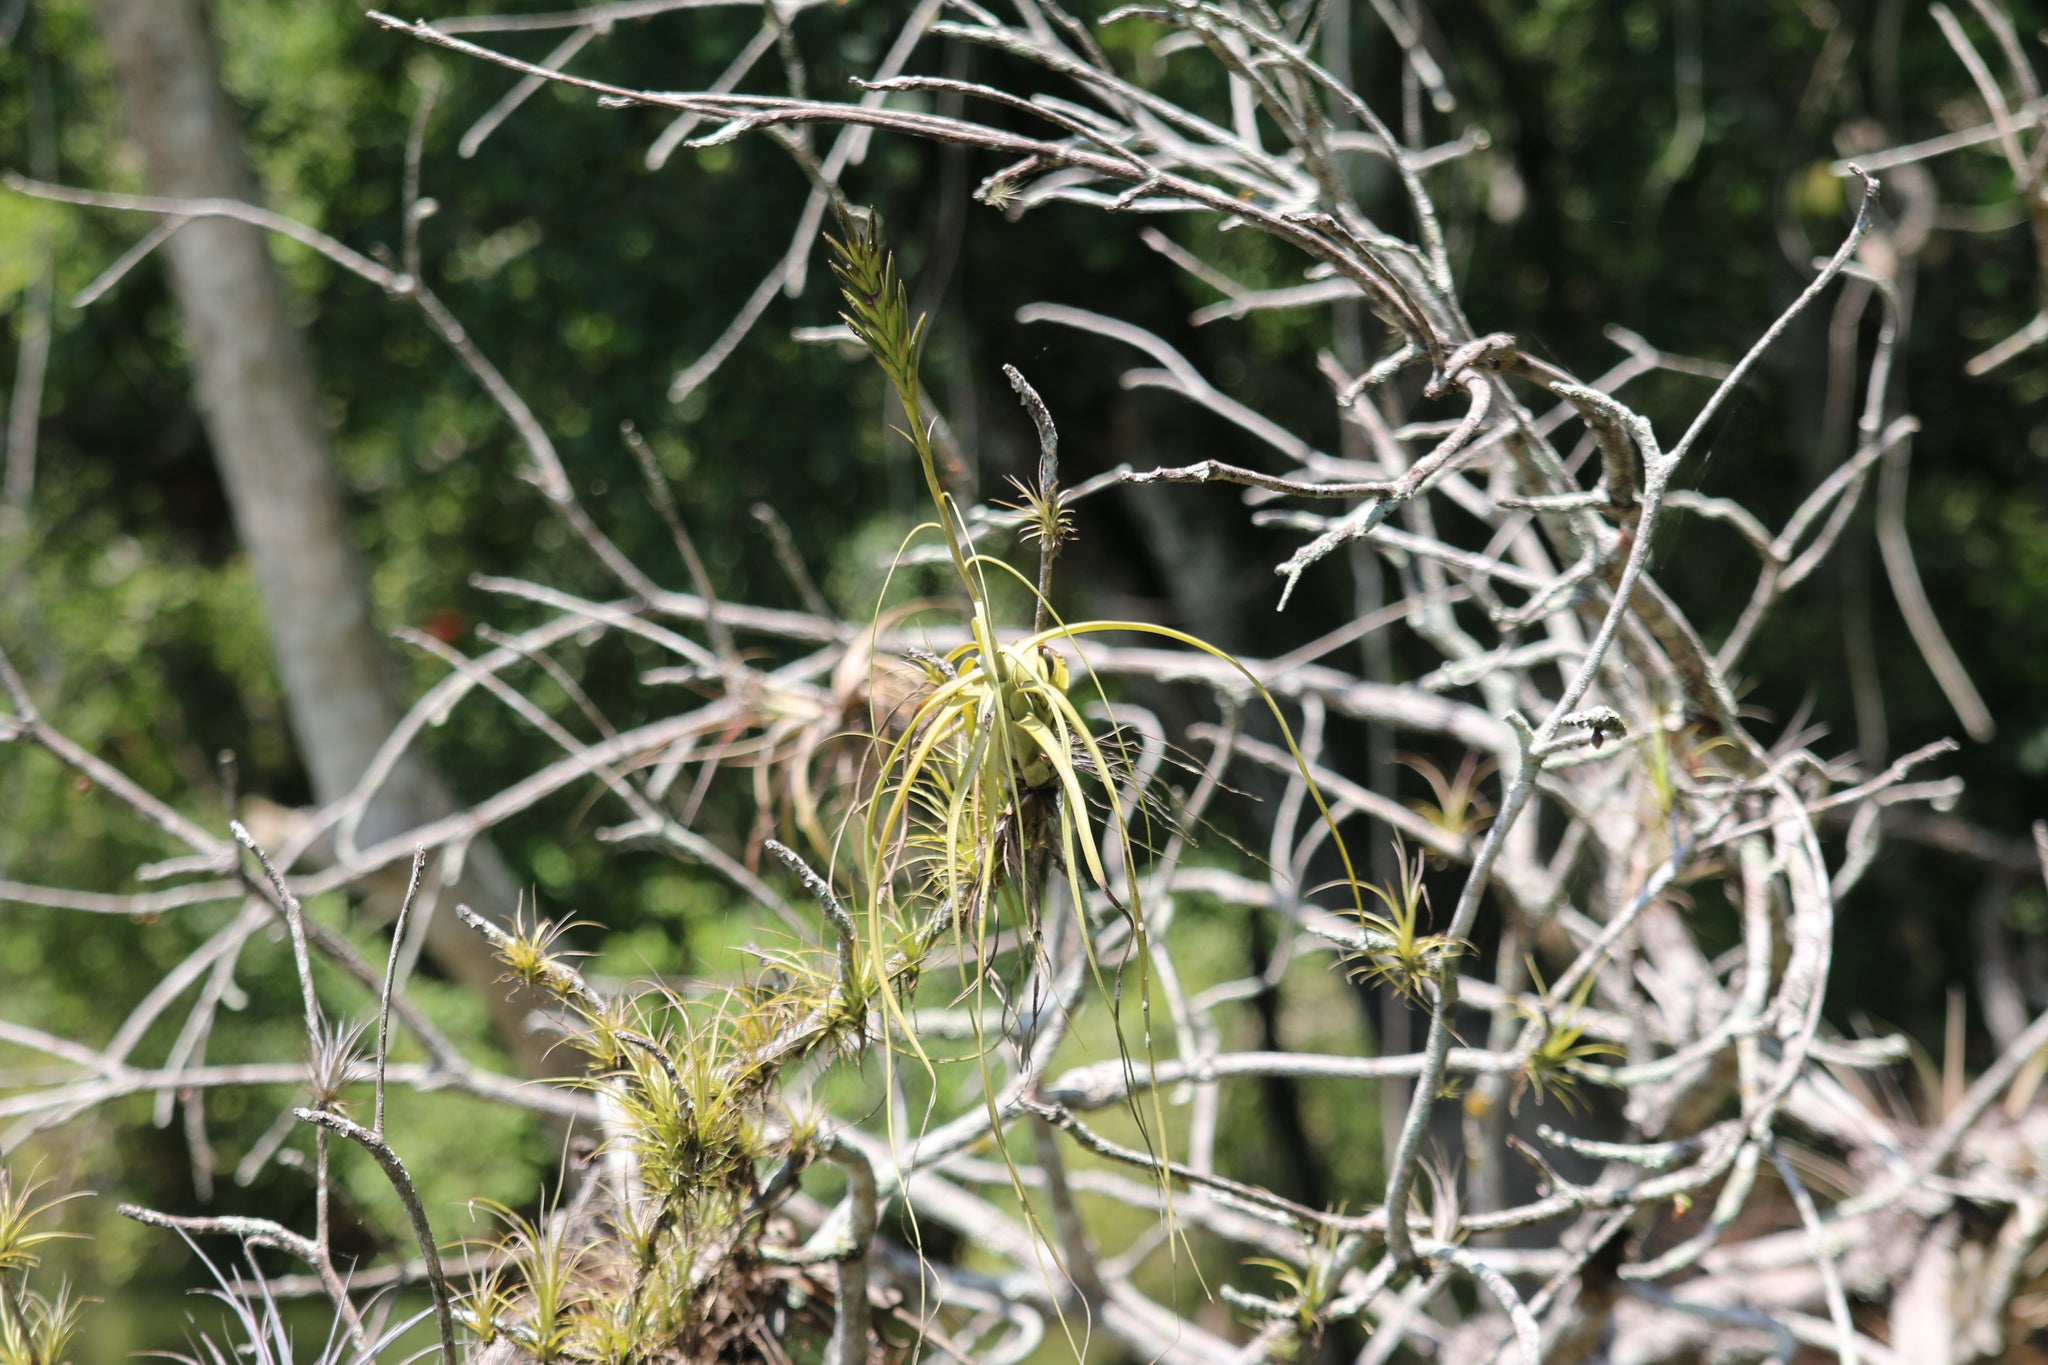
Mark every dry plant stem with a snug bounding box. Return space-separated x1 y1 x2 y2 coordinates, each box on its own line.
764 838 858 993
295 1106 456 1365
663 0 944 401
0 875 238 915
1833 95 2048 174
399 69 439 283
1023 1098 1358 1233
116 1204 369 1351
645 21 779 169
405 286 664 603
0 642 226 857
1115 458 1394 499
1352 1264 1444 1365
2 165 741 853
314 1126 332 1285
1027 1111 1105 1306
458 21 599 159
365 16 1446 356
1853 1002 2048 1214
2 172 409 289
0 1059 590 1130
816 1132 878 1365
1928 2 2048 376
1042 1048 1516 1110
1876 435 1995 741
1667 171 1878 466
620 418 735 662
2 218 53 515
329 610 608 853
1968 1195 2048 1356
230 822 324 1045
375 847 427 1136
230 1248 500 1302
1477 1208 1635 1365
3 172 680 628
1699 739 1958 851
1383 176 1876 1266
216 824 529 1119
1019 304 1329 465
426 0 770 36
751 501 834 619
1003 363 1062 632
1189 727 1466 860
474 624 618 743
1769 1141 1859 1365
390 624 793 929
1425 1241 1541 1365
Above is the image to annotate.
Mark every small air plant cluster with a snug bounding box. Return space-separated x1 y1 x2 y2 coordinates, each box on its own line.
162 1239 427 1365
0 1169 84 1365
1510 964 1622 1117
450 906 862 1363
1343 837 1460 1008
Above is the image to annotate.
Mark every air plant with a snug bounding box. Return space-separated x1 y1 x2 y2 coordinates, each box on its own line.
0 1166 89 1365
0 1281 84 1365
454 1252 519 1348
418 208 1406 1364
0 1168 81 1278
830 205 1370 993
154 1234 423 1365
1417 1146 1466 1248
1514 963 1623 1115
827 209 1372 1207
468 1198 590 1361
303 1015 371 1112
1400 750 1495 852
1343 838 1461 1006
1635 710 1736 822
488 904 598 1003
1238 1219 1346 1353
569 1286 640 1365
475 887 889 1361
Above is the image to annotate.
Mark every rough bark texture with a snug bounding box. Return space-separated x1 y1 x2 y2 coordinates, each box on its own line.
95 0 547 1075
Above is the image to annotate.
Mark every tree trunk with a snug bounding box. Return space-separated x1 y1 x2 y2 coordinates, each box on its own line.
95 0 548 1076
